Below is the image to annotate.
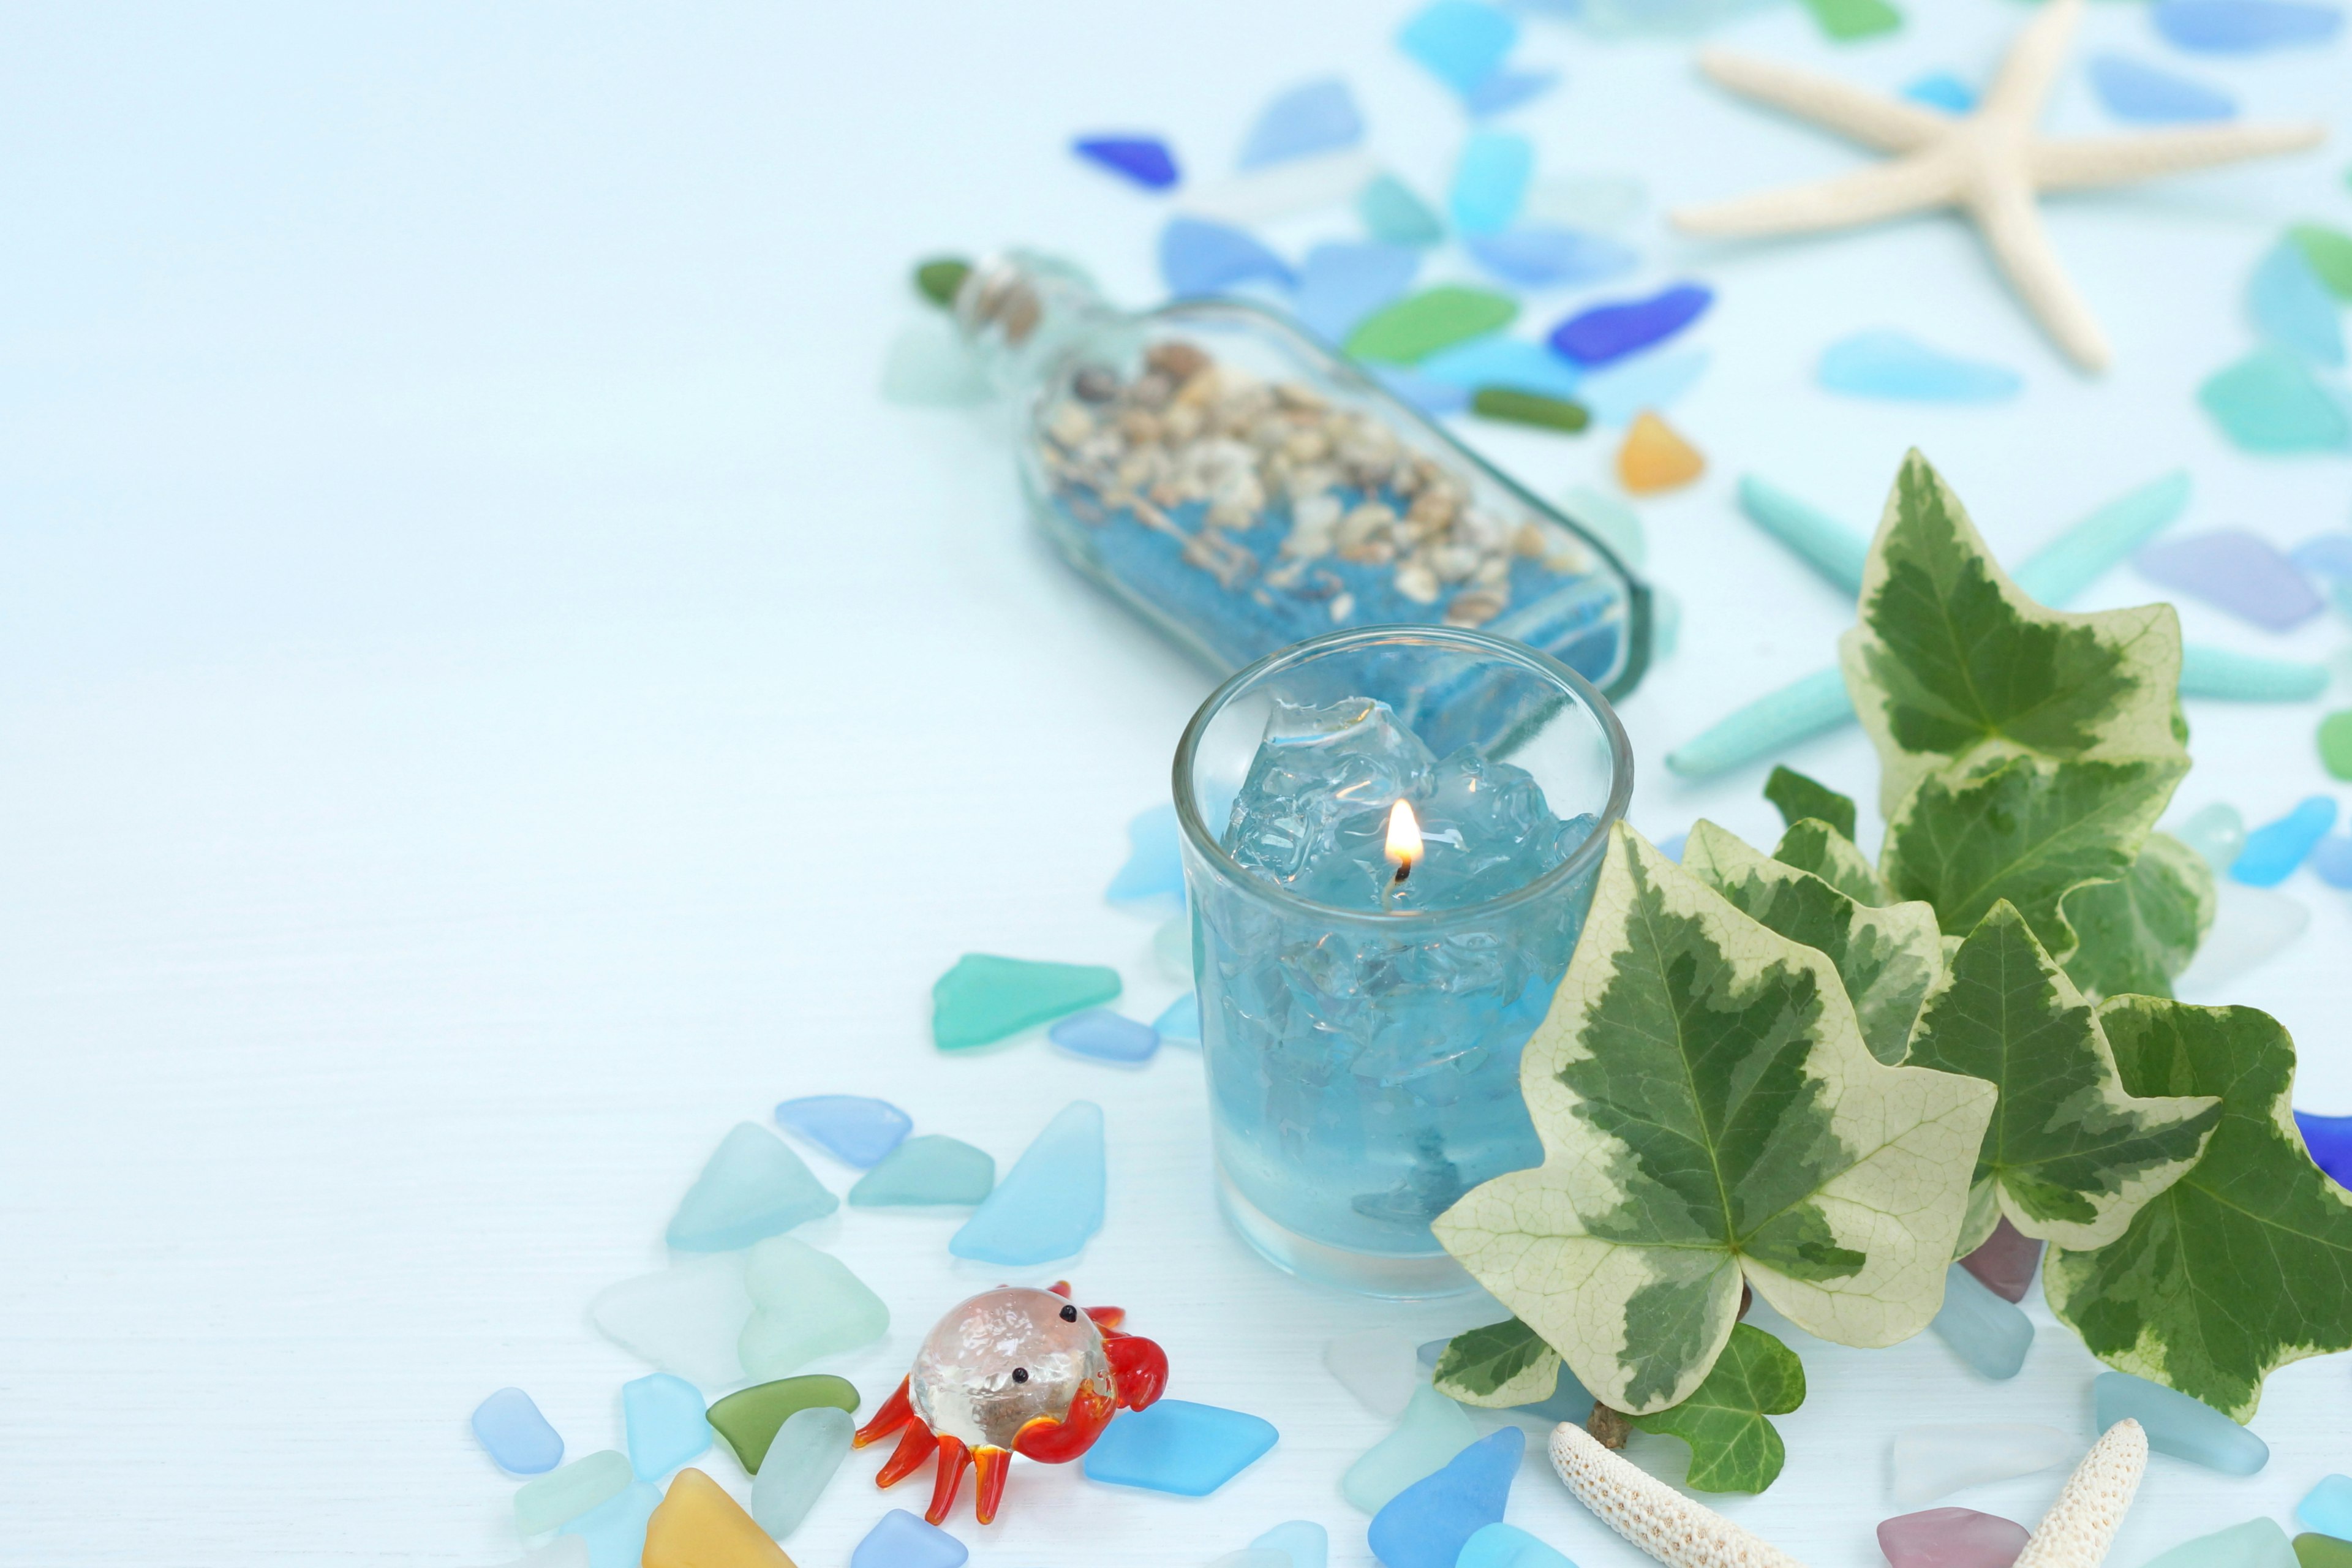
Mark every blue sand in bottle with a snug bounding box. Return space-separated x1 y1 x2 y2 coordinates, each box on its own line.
1240 79 1363 169
2231 797 2337 886
1049 1008 1161 1064
472 1387 564 1474
851 1509 968 1568
1369 1426 1525 1568
2095 1371 2268 1474
1073 135 1180 190
1082 1399 1279 1494
949 1101 1104 1264
774 1095 912 1168
622 1374 709 1479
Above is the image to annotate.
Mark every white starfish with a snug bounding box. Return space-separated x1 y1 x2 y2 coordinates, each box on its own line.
1670 0 2327 371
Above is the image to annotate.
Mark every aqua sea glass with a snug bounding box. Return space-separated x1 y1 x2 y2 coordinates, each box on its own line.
1461 1524 1577 1568
589 1255 752 1388
1928 1264 2032 1379
2199 350 2352 453
1343 1384 1480 1512
739 1237 890 1380
622 1374 709 1480
473 1387 564 1474
2095 1371 2268 1473
1080 1398 1279 1495
2250 240 2345 366
1152 990 1202 1045
774 1095 911 1167
749 1406 854 1537
2301 1476 2352 1539
880 322 989 408
848 1134 995 1206
2143 1520 2297 1568
665 1123 836 1251
1370 1427 1523 1568
559 1480 660 1568
1324 1327 1422 1417
2154 0 2342 51
1240 79 1363 170
1253 1520 1332 1568
1464 228 1636 289
1359 173 1446 247
1450 132 1535 236
1398 0 1520 96
2179 804 2248 869
932 954 1120 1049
1903 72 1977 113
516 1450 633 1535
949 1099 1105 1264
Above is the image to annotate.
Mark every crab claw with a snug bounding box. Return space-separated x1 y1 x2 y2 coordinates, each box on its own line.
1012 1378 1117 1463
1106 1333 1169 1411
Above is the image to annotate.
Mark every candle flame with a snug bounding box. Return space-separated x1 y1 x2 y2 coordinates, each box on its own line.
1386 799 1423 880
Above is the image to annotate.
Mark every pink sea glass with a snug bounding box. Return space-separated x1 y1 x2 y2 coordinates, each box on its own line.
1960 1216 2044 1304
1879 1507 2030 1568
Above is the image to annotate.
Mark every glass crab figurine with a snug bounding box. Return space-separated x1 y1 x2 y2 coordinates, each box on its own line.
852 1281 1169 1525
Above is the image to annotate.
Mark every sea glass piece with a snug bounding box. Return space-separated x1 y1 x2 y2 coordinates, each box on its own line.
1450 132 1535 236
932 954 1121 1050
1074 135 1180 190
1369 1427 1525 1568
1159 217 1295 296
2095 1371 2269 1473
1801 0 1902 41
642 1468 790 1568
2199 350 2352 453
1377 368 1472 415
949 1099 1106 1264
2143 1520 2297 1568
2292 224 2352 299
2176 883 2310 989
1879 1508 2031 1568
490 1541 591 1568
1890 1425 2075 1506
1153 991 1201 1045
516 1450 634 1535
623 1374 710 1480
1578 348 1710 426
2136 531 2326 630
2301 1539 2352 1568
1564 485 1645 567
1049 1008 1160 1063
1549 282 1713 366
1342 1383 1480 1512
848 1134 994 1207
589 1255 753 1388
1462 1523 1578 1568
750 1405 854 1537
2307 835 2352 888
1398 0 1520 96
2180 646 2329 701
1903 72 1977 113
1345 286 1518 364
665 1123 837 1252
1292 242 1421 344
2252 241 2346 366
1464 69 1561 116
913 257 970 307
1820 331 2022 402
1511 1360 1596 1424
558 1480 660 1568
2152 0 2343 51
774 1096 910 1169
2326 715 2352 781
1464 228 1637 288
2231 797 2338 885
880 322 988 408
1524 173 1646 231
2088 55 2236 123
473 1387 564 1475
707 1375 862 1472
1153 912 1191 978
854 1510 968 1568
1358 173 1446 247
1324 1327 1422 1419
1080 1398 1279 1494
1193 150 1383 226
2294 533 2352 578
1960 1216 2043 1303
739 1236 890 1380
1240 79 1363 170
1419 336 1583 399
1253 1520 1331 1568
1472 388 1590 432
1928 1264 2032 1379
1618 412 1704 493
2178 804 2248 870
2301 1476 2352 1538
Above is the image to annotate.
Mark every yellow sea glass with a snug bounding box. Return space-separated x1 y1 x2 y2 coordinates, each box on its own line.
1617 412 1703 494
643 1468 796 1568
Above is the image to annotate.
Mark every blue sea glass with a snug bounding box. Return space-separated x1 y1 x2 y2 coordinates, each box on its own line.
2250 241 2346 367
1082 1399 1278 1494
1549 283 1713 366
1359 173 1447 247
1240 79 1363 169
1450 132 1534 236
1656 832 1689 863
2095 1371 2269 1474
774 1096 911 1168
1577 348 1710 426
2309 835 2352 888
1464 228 1637 289
473 1387 564 1475
559 1480 660 1568
2153 0 2342 51
2143 1520 2298 1568
1903 72 1977 113
2301 1476 2352 1539
1512 1359 1596 1423
1819 330 2022 402
1159 217 1295 296
1929 1264 2033 1379
2231 797 2339 886
1465 69 1560 116
622 1374 709 1480
852 1509 968 1568
848 1134 994 1207
1251 1520 1331 1568
2199 349 2352 453
1049 1008 1160 1063
1461 1523 1578 1568
2087 55 2236 123
1074 135 1180 190
1398 0 1520 95
2299 1112 2352 1187
2136 531 2327 630
1369 1426 1525 1568
664 1123 837 1252
1293 242 1421 344
949 1100 1104 1264
1153 991 1202 1046
2293 533 2352 579
1419 336 1584 399
1106 802 1188 913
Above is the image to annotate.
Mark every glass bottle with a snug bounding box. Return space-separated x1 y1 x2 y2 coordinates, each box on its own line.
949 252 1653 715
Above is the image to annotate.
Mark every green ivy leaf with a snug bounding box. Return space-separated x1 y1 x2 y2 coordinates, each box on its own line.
1685 821 1943 1065
1904 903 2220 1252
1433 822 1996 1414
2046 998 2352 1421
1765 766 1858 842
1433 1317 1563 1408
1774 819 1892 907
2060 833 2216 1001
1626 1323 1806 1493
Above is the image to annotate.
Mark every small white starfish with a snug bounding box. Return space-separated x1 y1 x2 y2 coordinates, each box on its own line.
1670 0 2327 371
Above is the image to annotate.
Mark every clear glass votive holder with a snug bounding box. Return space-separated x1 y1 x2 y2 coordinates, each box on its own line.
1173 625 1634 1298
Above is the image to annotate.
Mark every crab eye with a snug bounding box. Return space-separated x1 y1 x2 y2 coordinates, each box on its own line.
1012 1366 1030 1384
1060 1305 1079 1323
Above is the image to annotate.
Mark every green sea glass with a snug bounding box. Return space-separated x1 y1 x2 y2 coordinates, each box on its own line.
1470 387 1591 432
1802 0 1901 39
2290 225 2352 301
708 1375 862 1472
1343 286 1518 365
2144 1520 2297 1568
664 1123 837 1252
848 1134 995 1207
738 1237 889 1380
2321 712 2352 780
2297 1536 2352 1568
1340 1384 1478 1513
932 954 1120 1050
515 1450 633 1535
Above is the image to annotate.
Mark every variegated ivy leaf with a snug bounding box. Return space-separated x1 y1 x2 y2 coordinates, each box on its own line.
1626 1323 1806 1494
1774 819 1891 907
1904 903 2219 1253
1432 822 1995 1415
2046 998 2352 1421
1685 821 1943 1065
1765 766 1858 842
1433 1316 1562 1408
1839 450 2187 817
1879 750 2187 963
2060 832 2216 1002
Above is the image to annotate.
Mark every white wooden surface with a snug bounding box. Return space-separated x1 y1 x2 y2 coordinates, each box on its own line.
2 3 2348 1564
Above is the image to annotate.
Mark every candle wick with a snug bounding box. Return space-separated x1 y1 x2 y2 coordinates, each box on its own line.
1392 860 1411 885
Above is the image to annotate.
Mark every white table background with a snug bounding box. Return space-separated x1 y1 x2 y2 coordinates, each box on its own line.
4 2 2349 1564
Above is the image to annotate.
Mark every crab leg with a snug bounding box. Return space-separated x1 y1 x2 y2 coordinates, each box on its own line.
853 1377 916 1449
973 1445 1013 1524
927 1434 973 1525
874 1420 938 1488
